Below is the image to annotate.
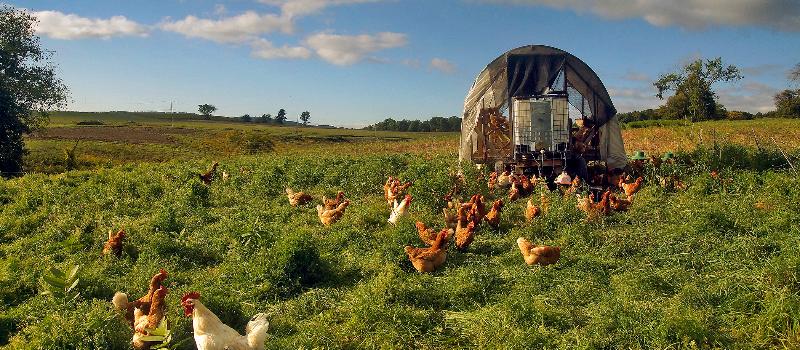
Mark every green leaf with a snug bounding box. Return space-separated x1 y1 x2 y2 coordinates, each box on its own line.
66 278 79 293
49 267 65 279
43 274 65 288
67 265 81 281
138 335 165 342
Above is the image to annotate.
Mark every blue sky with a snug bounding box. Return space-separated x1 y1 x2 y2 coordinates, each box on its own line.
10 0 800 127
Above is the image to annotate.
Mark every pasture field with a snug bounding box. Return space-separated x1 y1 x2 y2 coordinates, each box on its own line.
0 113 798 349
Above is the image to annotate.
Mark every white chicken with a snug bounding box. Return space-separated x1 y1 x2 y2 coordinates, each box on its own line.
181 292 269 350
388 194 412 225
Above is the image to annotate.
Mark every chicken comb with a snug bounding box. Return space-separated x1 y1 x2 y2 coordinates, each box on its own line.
157 269 168 278
181 291 200 303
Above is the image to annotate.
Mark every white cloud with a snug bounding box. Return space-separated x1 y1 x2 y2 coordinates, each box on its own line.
304 32 407 65
32 10 149 40
258 0 382 18
477 0 800 31
160 11 292 43
717 81 779 113
251 38 312 59
430 58 456 73
621 71 650 82
608 87 661 112
401 59 421 68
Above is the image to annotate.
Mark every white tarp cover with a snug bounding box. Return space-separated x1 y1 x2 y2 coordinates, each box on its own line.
460 45 626 169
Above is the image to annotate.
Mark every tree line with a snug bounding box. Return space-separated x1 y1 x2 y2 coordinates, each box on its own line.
364 116 461 132
198 105 312 125
617 58 800 123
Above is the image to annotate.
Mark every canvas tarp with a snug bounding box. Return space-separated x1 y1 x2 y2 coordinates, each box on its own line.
460 45 626 169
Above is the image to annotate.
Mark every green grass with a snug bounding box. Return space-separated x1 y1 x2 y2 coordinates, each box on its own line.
0 146 799 348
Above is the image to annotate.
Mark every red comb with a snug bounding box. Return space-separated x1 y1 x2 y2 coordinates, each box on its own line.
181 291 200 303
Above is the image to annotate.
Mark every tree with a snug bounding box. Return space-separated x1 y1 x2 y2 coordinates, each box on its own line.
654 57 742 121
774 89 800 117
789 63 800 86
240 114 252 122
300 111 311 125
275 109 287 124
198 104 217 119
259 113 273 124
1 7 68 176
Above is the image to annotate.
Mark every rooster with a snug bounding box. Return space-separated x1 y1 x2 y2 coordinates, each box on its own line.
388 195 412 225
103 228 125 257
181 292 270 350
483 199 503 229
322 191 345 210
455 221 477 251
285 188 313 207
405 229 448 273
619 176 644 197
517 237 561 266
525 199 541 221
317 200 350 226
199 161 219 185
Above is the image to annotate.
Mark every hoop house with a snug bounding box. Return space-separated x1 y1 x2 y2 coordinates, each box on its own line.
460 45 627 171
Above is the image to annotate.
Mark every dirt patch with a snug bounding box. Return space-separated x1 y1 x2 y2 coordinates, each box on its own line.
32 126 196 145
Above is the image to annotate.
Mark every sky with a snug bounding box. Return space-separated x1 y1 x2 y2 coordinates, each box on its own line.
8 0 800 127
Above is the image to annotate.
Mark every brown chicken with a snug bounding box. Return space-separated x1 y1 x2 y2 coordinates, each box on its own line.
565 176 582 196
464 194 486 225
285 188 313 207
516 237 561 266
384 176 413 206
415 222 452 245
619 176 644 197
415 221 437 246
519 175 534 195
455 221 477 251
405 229 448 273
134 285 167 334
525 199 541 221
508 181 521 201
199 161 218 185
323 191 345 210
443 208 458 230
103 228 125 257
609 193 633 212
112 269 168 330
131 285 168 349
487 171 498 193
576 194 600 221
483 199 504 229
540 192 550 214
650 155 663 168
317 200 350 226
597 191 612 216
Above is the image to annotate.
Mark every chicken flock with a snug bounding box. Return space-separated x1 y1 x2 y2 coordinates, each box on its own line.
104 160 657 349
